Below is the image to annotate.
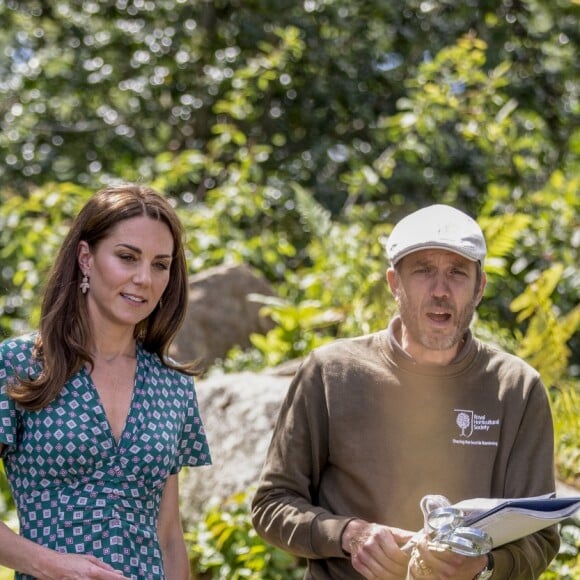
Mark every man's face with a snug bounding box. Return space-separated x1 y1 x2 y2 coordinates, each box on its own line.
387 249 486 364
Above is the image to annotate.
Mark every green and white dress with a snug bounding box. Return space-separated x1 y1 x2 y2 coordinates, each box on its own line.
0 334 211 579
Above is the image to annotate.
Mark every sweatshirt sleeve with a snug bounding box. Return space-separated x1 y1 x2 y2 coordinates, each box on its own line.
491 377 560 579
251 352 353 559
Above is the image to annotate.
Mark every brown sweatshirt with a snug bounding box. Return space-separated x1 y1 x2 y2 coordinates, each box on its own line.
251 318 559 579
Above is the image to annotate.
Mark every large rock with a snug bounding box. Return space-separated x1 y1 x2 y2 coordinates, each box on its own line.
180 366 297 525
171 264 276 372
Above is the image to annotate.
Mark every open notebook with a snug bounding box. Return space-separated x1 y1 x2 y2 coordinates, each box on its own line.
452 494 580 548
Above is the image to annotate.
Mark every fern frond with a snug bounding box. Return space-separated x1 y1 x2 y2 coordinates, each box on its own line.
479 213 533 262
510 264 565 322
292 183 333 239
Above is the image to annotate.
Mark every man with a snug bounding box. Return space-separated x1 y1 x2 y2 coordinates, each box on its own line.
251 204 559 579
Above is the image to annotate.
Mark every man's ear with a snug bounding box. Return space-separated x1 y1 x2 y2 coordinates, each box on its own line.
476 271 487 304
386 267 399 297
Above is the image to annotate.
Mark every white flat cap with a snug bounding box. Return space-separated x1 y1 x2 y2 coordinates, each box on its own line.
386 204 486 265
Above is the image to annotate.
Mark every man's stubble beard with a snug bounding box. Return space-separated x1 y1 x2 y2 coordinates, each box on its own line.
397 291 480 351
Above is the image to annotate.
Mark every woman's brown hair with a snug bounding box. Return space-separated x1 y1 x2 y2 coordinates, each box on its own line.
8 184 195 410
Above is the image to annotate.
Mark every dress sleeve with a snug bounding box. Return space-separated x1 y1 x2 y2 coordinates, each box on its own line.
0 390 19 454
171 375 211 473
0 342 22 454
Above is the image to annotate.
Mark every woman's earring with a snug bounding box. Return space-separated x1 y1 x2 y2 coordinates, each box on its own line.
80 274 90 294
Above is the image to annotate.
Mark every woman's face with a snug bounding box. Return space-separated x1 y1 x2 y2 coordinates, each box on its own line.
77 215 174 333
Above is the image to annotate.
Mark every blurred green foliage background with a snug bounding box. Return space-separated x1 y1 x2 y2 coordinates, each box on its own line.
0 0 578 577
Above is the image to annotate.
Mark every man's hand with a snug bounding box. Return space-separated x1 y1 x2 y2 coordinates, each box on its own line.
342 518 414 579
408 536 488 579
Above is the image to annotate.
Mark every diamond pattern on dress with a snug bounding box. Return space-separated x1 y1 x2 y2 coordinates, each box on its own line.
0 335 211 579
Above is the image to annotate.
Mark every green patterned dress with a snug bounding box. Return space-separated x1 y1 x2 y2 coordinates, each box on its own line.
0 334 211 579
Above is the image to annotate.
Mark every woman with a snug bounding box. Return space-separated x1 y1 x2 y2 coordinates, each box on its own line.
0 184 211 579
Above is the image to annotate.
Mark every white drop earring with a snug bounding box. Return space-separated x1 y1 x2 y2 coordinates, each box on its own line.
80 273 90 294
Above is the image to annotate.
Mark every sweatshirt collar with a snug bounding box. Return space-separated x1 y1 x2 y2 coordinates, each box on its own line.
386 315 474 366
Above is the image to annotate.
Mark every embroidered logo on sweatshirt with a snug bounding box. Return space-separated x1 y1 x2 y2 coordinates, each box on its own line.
452 409 499 447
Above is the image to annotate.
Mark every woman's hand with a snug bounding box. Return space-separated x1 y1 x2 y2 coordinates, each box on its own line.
0 521 127 580
39 553 130 580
